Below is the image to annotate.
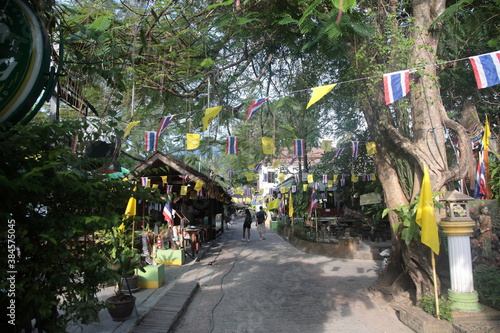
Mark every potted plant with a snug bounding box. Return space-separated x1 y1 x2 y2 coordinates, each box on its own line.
102 223 146 321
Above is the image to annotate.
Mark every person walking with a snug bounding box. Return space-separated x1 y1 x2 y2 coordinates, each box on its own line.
256 206 267 240
242 209 252 242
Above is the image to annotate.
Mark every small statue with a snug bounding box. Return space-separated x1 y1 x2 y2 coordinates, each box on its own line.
476 204 499 259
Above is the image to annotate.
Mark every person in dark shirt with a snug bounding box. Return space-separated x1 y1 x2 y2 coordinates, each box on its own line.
242 209 252 242
256 206 267 240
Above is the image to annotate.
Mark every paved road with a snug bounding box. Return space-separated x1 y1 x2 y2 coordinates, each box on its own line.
172 218 413 333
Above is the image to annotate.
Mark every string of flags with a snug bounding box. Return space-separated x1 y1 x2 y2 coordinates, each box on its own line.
125 50 499 156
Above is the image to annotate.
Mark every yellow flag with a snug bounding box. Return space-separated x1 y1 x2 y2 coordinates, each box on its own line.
202 106 222 131
482 116 490 150
180 185 188 196
124 186 137 218
267 198 280 210
246 172 253 181
371 173 377 181
333 174 338 183
194 180 204 192
124 196 136 217
415 165 440 255
262 137 275 154
327 180 333 187
366 142 377 155
321 140 333 151
351 174 359 182
306 83 337 109
307 174 314 183
161 176 167 185
186 133 200 150
279 173 285 182
123 121 140 138
303 184 308 192
280 187 287 194
289 191 294 216
273 159 281 168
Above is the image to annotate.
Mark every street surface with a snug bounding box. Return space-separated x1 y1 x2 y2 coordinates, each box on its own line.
173 217 413 333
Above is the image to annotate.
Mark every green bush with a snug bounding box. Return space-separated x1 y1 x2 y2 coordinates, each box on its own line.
474 265 500 310
0 121 151 331
419 295 453 322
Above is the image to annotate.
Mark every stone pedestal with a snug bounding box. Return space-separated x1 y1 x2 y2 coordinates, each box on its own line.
440 221 481 311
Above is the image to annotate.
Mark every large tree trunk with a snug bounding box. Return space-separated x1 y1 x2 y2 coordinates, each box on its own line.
362 0 474 301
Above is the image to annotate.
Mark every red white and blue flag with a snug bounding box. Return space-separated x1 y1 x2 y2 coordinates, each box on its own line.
470 51 500 89
340 175 346 186
291 185 297 193
179 174 189 183
352 141 359 157
474 151 487 199
294 174 300 182
322 174 328 183
246 97 269 120
163 201 174 227
383 70 410 105
308 189 319 216
144 131 158 151
157 115 175 136
294 139 305 157
254 162 263 171
334 148 344 158
278 196 285 215
166 185 173 194
141 177 148 187
226 136 238 154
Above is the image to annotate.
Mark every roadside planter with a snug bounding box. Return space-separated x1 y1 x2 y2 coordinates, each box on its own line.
155 248 185 265
136 263 165 289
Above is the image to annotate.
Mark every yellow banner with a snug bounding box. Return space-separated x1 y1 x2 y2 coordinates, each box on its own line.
246 172 253 181
321 140 333 151
306 83 337 109
202 106 222 131
279 173 285 182
180 185 188 195
307 174 314 183
186 133 200 150
366 141 377 155
351 174 359 183
303 184 308 191
262 137 275 154
123 121 140 138
194 180 204 192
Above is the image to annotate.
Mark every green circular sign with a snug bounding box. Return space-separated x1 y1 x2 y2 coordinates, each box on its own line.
0 0 50 125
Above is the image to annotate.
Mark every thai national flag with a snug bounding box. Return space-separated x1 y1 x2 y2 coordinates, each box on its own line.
334 148 344 158
226 136 238 154
163 201 174 227
144 131 158 151
157 115 175 136
294 139 305 157
294 174 300 182
290 157 297 165
254 162 263 171
141 177 148 187
166 185 173 194
322 175 328 183
278 196 285 215
292 185 296 193
352 141 359 157
383 70 410 105
340 175 346 186
308 189 319 216
246 97 269 120
470 51 500 89
179 174 189 183
474 152 487 199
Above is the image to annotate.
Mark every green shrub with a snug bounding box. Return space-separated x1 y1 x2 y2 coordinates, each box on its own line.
474 265 500 310
419 295 453 322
